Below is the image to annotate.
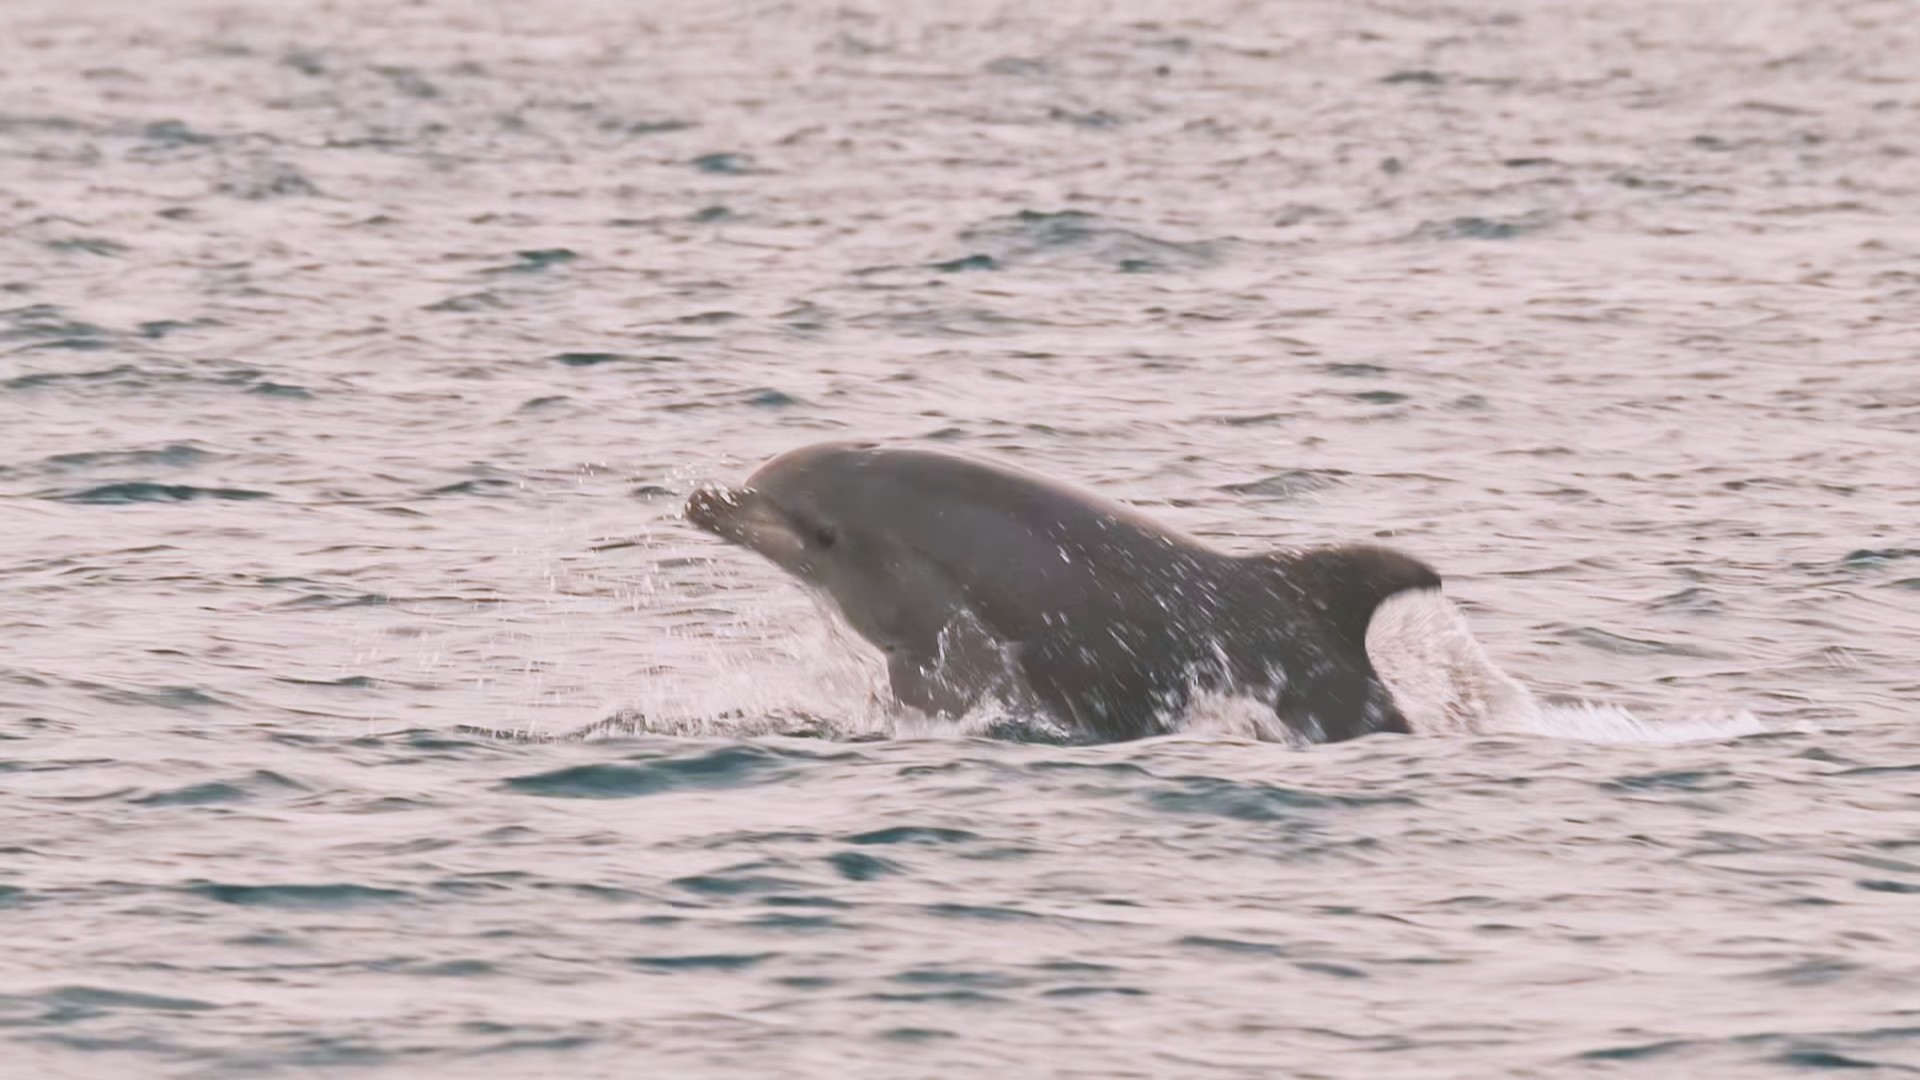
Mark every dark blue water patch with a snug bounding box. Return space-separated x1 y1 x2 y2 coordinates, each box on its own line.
428 478 518 497
424 291 508 313
1219 469 1346 499
503 745 797 799
469 1033 602 1057
1408 213 1552 241
1774 1049 1881 1069
827 852 902 881
762 895 852 910
881 1027 957 1042
690 204 734 222
133 770 306 806
248 381 313 398
1843 548 1920 567
274 674 379 689
389 959 494 977
276 591 391 609
1048 106 1122 128
1 113 89 142
608 118 697 136
1651 586 1725 613
47 237 128 257
745 912 845 931
492 249 578 273
431 874 523 898
1324 362 1391 377
86 684 230 711
55 482 272 504
1295 961 1369 979
10 337 116 357
1034 960 1120 976
869 989 1007 1005
1 303 111 345
375 65 440 99
1178 935 1287 956
217 160 318 199
671 873 802 897
227 1031 396 1070
1577 1039 1690 1061
930 254 998 272
1352 390 1410 404
630 953 772 972
186 881 414 908
360 728 521 755
925 903 1038 922
553 352 629 367
1836 764 1920 778
1382 69 1446 85
1754 958 1862 986
1041 985 1148 998
951 209 1223 273
0 885 25 908
847 826 979 846
677 310 740 325
744 388 801 408
227 929 301 948
1553 625 1715 657
38 985 222 1018
282 48 327 75
142 118 217 146
40 443 218 471
24 1034 190 1057
1026 760 1153 778
1603 768 1743 793
891 969 1026 990
1856 879 1920 895
691 152 756 174
777 977 838 994
1148 777 1413 821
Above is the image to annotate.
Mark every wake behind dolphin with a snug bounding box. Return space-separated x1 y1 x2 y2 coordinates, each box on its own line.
1366 589 1771 744
686 441 1441 744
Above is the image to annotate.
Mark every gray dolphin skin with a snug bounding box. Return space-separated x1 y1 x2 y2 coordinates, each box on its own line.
685 441 1441 744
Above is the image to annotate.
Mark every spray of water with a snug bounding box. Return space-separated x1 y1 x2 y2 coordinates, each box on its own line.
1366 589 1771 744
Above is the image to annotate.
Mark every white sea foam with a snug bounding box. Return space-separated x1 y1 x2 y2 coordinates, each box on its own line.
1367 589 1772 744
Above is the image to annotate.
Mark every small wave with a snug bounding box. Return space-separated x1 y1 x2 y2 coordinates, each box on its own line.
55 482 273 504
944 209 1228 273
186 882 413 908
501 745 796 799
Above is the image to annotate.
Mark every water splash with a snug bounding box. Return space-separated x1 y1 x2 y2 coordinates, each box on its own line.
1368 590 1770 744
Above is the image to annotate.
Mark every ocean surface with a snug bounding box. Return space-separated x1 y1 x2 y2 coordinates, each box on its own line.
3 0 1918 1075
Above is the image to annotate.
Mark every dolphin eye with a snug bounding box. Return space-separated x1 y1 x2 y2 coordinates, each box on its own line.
814 526 837 548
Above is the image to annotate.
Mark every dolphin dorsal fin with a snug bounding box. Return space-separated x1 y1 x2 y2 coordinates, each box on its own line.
1258 544 1442 648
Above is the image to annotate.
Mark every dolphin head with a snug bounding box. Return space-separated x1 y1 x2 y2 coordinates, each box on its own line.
684 442 877 580
684 443 962 649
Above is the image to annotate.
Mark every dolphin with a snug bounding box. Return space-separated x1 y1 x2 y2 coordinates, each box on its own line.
684 441 1439 743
